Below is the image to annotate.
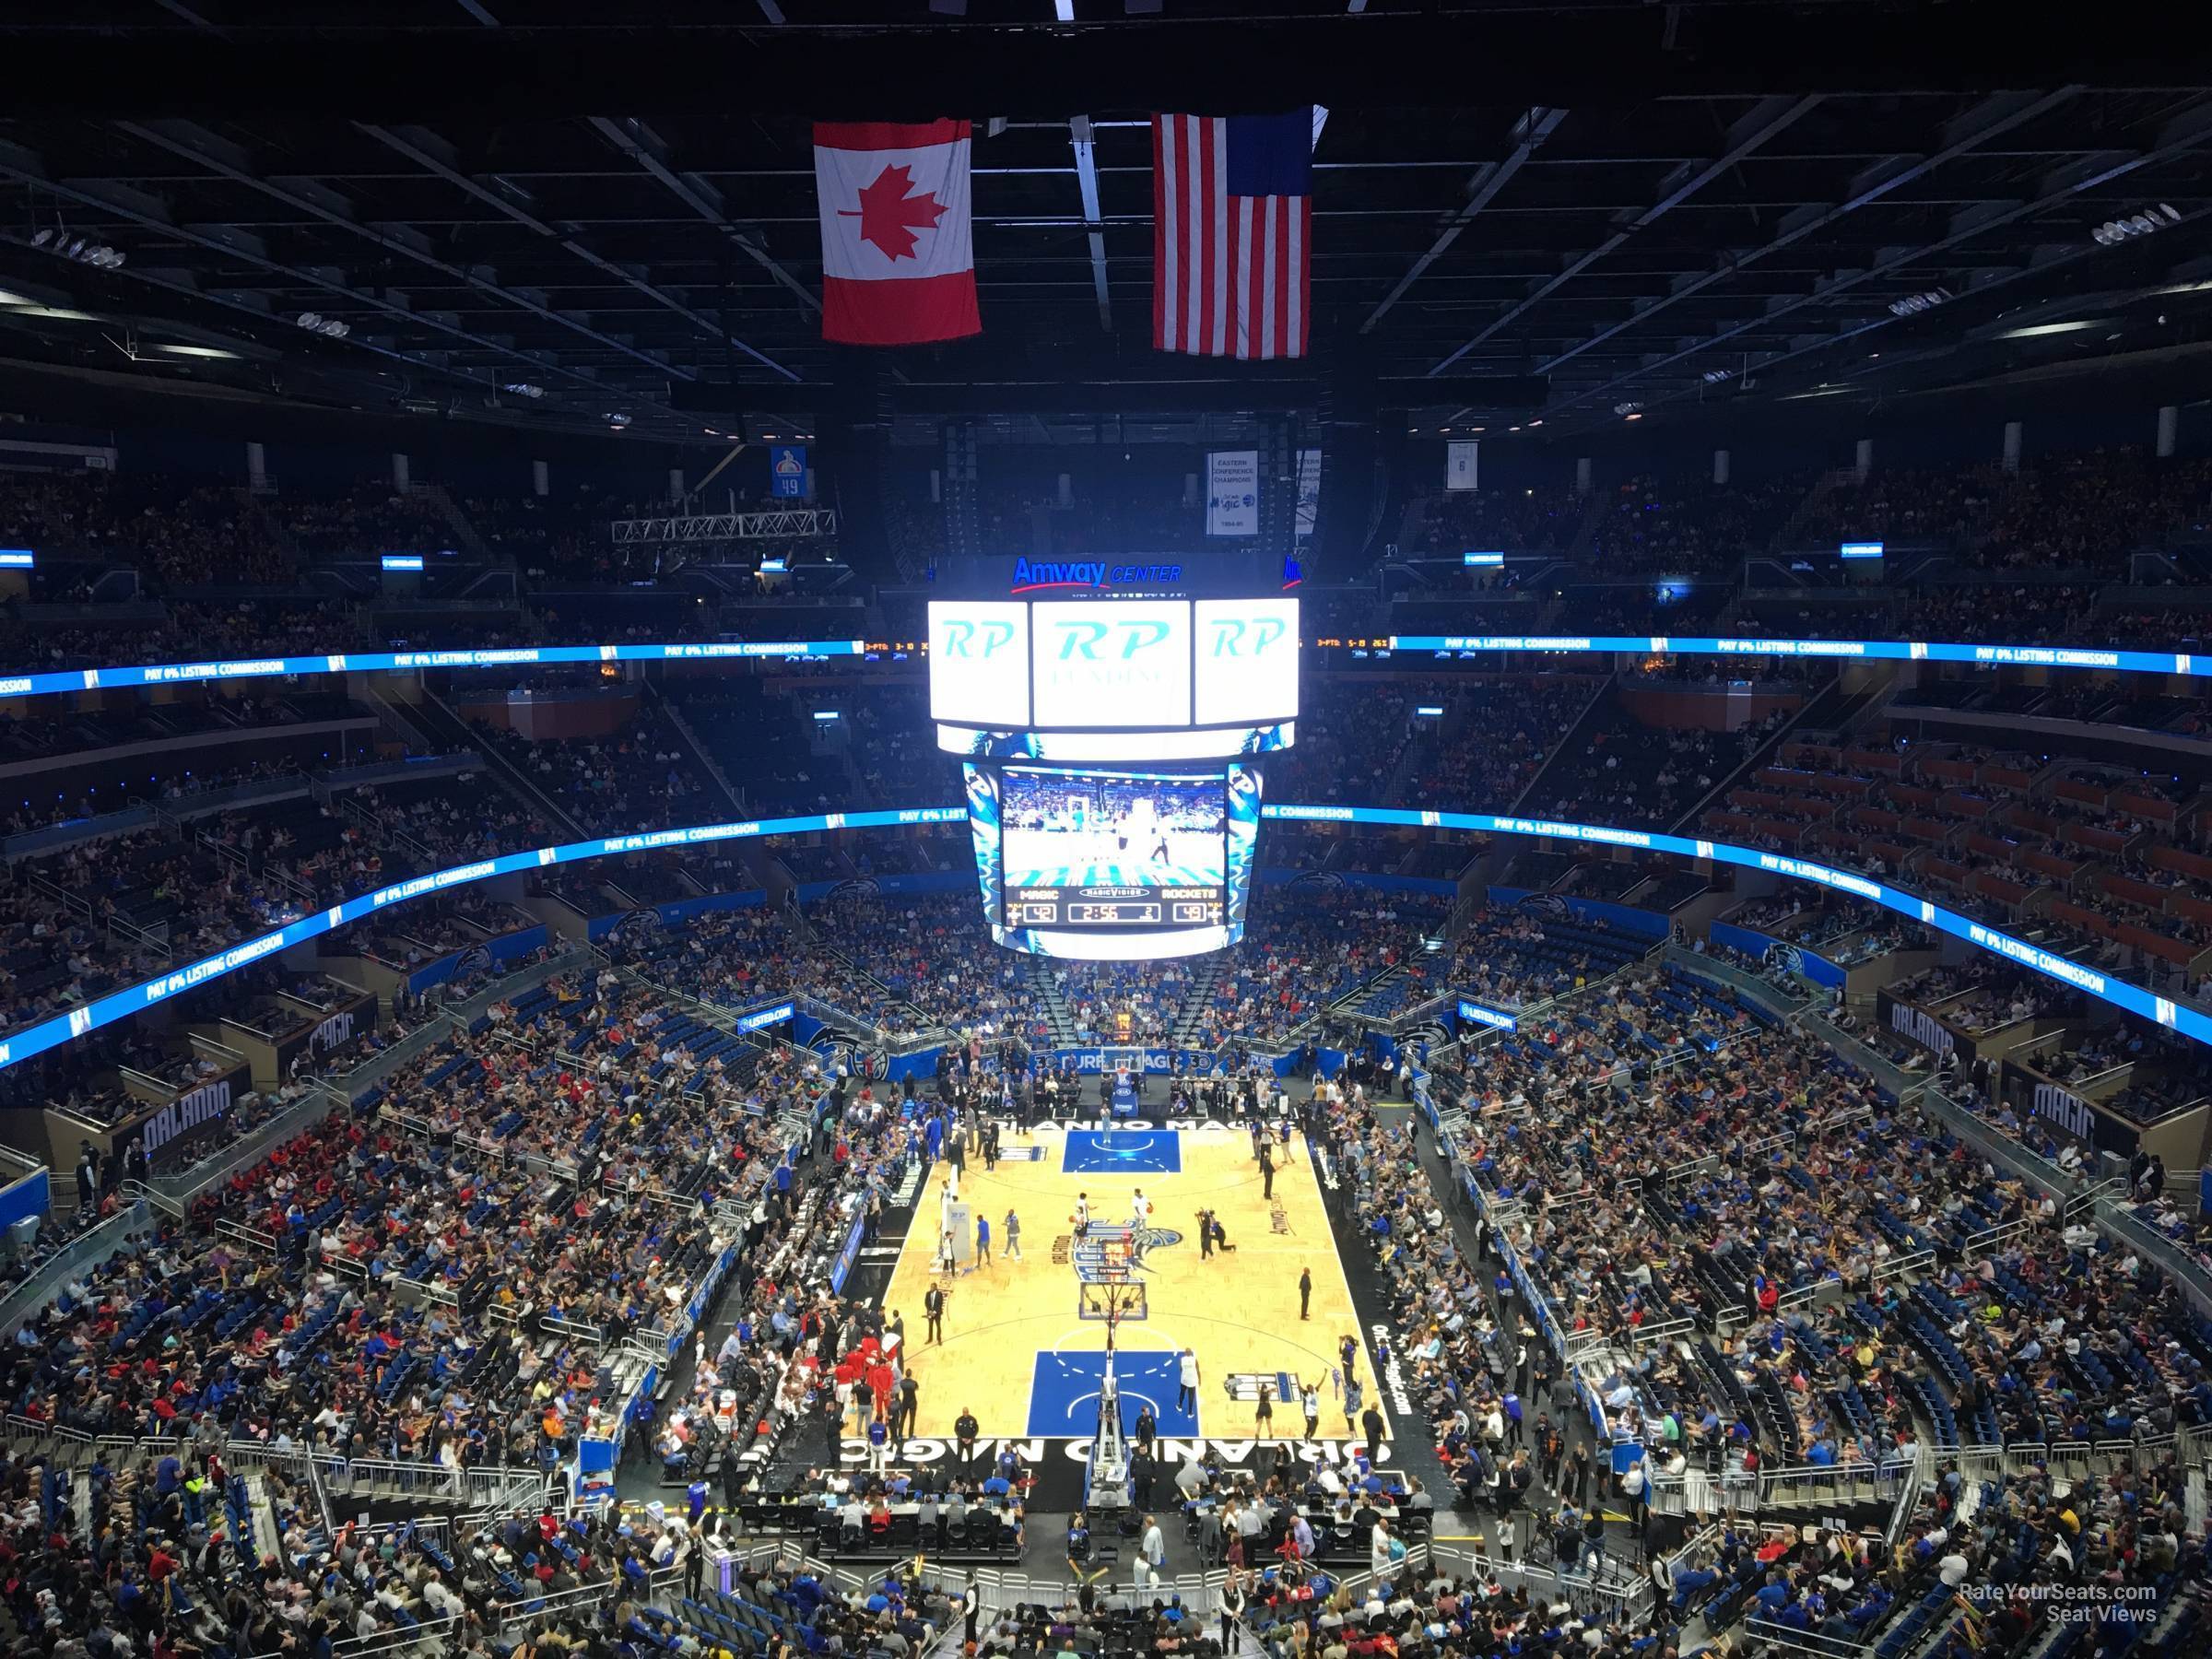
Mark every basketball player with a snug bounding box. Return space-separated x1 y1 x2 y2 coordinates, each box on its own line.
1131 1187 1152 1230
1074 1192 1091 1237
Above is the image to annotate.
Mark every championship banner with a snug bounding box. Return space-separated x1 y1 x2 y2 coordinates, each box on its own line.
1206 450 1259 536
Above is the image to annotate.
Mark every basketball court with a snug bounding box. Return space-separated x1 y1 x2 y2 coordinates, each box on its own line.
878 1124 1387 1450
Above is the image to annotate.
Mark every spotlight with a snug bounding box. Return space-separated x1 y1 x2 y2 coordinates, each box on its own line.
1888 288 1951 317
2091 205 2182 246
1613 400 1641 416
605 412 633 429
502 382 546 399
30 229 53 247
1701 368 1733 383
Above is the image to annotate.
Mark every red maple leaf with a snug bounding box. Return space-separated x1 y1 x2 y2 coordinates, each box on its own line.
839 163 947 263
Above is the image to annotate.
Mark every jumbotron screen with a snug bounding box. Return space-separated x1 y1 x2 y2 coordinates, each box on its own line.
1001 767 1228 929
926 595 1299 759
965 761 1263 959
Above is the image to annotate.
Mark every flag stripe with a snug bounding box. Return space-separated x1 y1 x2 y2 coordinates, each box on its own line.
1261 194 1279 360
821 271 980 346
1153 116 1172 353
1159 117 1180 352
1185 116 1204 360
814 119 971 153
1210 118 1229 358
1234 196 1254 360
1151 111 1312 360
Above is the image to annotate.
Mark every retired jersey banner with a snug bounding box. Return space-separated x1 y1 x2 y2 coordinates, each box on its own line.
814 119 982 346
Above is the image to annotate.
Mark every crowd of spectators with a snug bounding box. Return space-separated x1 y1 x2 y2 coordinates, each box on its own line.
1435 960 2212 1483
1400 678 1596 815
1403 485 1583 559
1583 474 1810 575
480 711 717 838
278 481 453 560
1537 700 1790 832
0 943 909 1656
0 470 290 586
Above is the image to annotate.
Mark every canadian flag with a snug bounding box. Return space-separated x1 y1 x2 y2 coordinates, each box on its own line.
814 120 982 347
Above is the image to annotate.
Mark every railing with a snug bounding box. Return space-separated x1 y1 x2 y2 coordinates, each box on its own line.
1648 1450 1914 1515
1428 1541 1651 1621
1871 1246 1936 1288
310 1452 548 1513
1963 1215 2039 1259
332 1614 462 1659
1744 1620 1877 1659
0 1202 154 1334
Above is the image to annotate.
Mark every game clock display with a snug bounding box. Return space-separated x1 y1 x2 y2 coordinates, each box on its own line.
1008 890 1224 927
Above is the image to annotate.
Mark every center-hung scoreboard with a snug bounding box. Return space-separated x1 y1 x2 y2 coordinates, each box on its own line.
926 556 1299 961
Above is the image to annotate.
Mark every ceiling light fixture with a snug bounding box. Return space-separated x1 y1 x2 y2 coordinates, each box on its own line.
2092 205 2181 246
501 382 545 399
1888 288 1951 317
1996 319 2101 339
25 227 125 269
294 312 350 338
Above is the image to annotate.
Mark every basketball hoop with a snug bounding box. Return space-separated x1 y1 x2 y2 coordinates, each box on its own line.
1076 1277 1146 1347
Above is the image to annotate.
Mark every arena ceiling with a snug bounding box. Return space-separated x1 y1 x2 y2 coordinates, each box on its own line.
3 1 2210 443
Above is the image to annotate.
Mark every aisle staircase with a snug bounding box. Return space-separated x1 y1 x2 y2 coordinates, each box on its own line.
399 684 593 843
243 1472 283 1562
1171 955 1224 1046
406 480 491 559
1028 958 1079 1045
653 684 750 818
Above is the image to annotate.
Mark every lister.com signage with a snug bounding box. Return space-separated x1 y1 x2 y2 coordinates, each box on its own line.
1206 450 1259 536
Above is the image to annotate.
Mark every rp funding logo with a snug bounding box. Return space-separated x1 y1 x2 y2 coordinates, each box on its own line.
1207 615 1288 657
939 618 1018 658
1053 618 1171 659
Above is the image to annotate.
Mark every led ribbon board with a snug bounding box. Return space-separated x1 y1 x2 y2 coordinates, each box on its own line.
0 805 964 1072
1387 635 2200 677
0 630 2203 706
7 797 2208 1072
0 640 869 701
1264 803 2211 1050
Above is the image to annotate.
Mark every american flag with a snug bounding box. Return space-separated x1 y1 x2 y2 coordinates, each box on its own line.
1152 110 1312 360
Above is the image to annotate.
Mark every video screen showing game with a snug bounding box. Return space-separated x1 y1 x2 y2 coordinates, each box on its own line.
999 767 1227 930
